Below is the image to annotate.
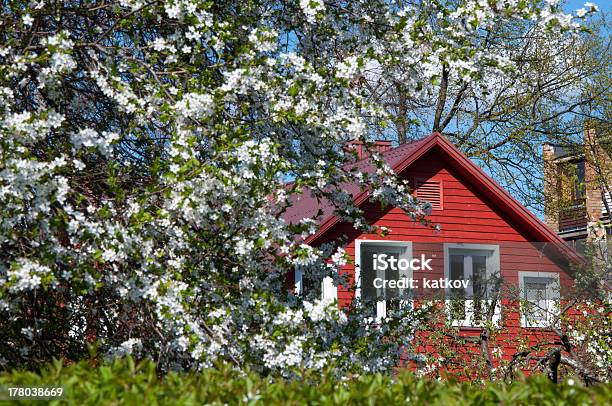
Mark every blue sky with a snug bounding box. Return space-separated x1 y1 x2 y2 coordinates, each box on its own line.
564 0 611 14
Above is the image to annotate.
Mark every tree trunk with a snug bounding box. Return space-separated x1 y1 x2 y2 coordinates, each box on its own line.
480 329 493 378
433 65 449 132
396 82 408 144
547 349 561 383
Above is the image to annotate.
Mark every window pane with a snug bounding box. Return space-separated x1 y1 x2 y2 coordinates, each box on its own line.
361 250 380 301
471 255 487 321
449 254 465 318
385 254 400 300
573 238 586 255
472 255 487 298
524 276 552 326
361 247 402 301
449 254 464 295
450 254 463 277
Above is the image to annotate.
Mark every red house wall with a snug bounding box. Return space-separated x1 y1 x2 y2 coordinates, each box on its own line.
311 148 574 364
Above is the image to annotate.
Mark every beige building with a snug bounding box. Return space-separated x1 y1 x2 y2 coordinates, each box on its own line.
543 126 612 258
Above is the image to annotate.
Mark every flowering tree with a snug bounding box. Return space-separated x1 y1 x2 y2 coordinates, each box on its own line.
0 0 597 375
359 2 605 212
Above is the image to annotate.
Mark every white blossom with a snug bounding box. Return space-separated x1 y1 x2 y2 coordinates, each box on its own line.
299 0 325 24
22 14 34 27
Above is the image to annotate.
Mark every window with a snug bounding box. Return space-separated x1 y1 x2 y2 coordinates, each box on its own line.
519 272 560 328
566 237 587 255
558 160 585 203
294 267 337 303
355 240 412 319
444 244 501 327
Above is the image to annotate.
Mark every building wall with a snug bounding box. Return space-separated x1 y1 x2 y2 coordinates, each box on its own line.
543 127 612 246
584 128 612 234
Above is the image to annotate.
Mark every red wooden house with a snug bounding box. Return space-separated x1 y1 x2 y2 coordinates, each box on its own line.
282 132 583 366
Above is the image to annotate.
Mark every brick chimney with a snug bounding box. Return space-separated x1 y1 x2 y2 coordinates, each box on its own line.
345 140 392 160
375 140 392 154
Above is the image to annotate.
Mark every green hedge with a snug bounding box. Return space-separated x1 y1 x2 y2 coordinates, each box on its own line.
0 358 610 405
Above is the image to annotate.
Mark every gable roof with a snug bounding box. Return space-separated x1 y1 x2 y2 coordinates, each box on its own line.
282 132 582 263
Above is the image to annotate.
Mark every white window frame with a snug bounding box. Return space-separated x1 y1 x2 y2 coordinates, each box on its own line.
294 266 338 303
518 271 561 328
443 243 501 327
355 239 413 320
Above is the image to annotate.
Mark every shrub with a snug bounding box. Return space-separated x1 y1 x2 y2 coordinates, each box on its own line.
0 358 610 405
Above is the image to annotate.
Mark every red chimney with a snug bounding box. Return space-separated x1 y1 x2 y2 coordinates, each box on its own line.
345 140 366 159
375 140 392 154
345 140 392 160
